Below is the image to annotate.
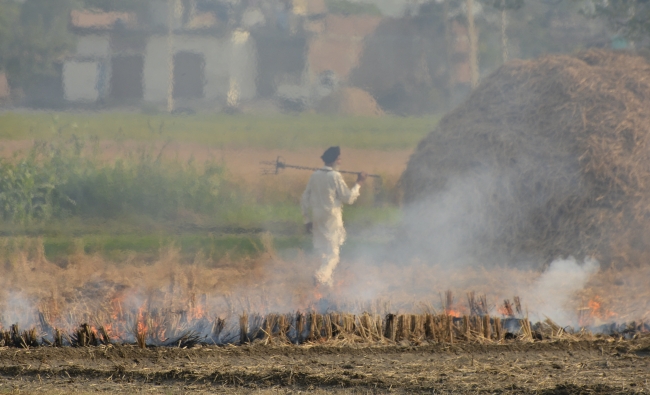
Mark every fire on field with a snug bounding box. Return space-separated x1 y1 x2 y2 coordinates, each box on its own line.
0 234 648 348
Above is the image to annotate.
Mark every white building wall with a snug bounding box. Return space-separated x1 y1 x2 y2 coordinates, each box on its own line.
229 30 257 102
148 0 183 29
143 36 170 102
173 34 230 100
63 61 99 102
75 34 110 59
142 33 258 103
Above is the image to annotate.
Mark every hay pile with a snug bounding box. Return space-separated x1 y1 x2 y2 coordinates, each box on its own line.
317 87 384 116
401 50 650 268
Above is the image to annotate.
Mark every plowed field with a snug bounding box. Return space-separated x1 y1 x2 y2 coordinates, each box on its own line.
1 338 649 394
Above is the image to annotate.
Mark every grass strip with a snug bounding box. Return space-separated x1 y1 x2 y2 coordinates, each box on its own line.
0 112 438 150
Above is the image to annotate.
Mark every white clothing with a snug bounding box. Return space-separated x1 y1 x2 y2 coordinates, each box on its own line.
301 166 360 286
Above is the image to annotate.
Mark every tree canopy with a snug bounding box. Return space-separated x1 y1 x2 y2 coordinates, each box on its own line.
0 0 80 98
482 0 524 11
584 0 650 45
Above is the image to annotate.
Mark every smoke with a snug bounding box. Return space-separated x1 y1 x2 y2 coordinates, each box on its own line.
398 170 507 267
0 166 638 335
317 166 604 325
0 291 38 329
521 257 599 326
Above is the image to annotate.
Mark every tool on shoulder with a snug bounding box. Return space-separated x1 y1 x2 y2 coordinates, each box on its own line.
261 156 381 179
261 156 384 205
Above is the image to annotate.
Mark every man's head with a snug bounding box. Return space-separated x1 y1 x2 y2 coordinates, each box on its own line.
321 146 341 167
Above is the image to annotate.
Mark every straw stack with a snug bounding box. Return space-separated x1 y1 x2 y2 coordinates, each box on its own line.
401 50 650 268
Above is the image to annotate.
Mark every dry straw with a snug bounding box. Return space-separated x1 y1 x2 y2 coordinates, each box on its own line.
3 292 648 348
401 50 650 268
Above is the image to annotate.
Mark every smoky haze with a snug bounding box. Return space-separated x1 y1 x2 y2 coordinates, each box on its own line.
1 0 645 339
0 0 610 113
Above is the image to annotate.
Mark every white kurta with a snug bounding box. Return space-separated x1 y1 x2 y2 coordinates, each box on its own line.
301 166 360 286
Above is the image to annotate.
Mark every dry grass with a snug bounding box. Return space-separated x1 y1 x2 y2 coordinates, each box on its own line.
0 237 648 345
0 389 392 395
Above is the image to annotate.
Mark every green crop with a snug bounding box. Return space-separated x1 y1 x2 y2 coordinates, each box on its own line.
0 142 60 222
0 138 235 224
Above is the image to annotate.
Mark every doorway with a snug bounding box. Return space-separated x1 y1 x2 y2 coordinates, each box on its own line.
110 55 144 100
173 51 205 99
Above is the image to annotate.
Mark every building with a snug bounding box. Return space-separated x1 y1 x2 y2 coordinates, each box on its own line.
63 2 257 109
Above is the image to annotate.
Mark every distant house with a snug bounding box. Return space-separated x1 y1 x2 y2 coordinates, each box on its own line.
63 2 257 108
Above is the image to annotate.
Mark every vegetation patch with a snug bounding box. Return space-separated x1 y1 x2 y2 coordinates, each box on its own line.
0 113 438 150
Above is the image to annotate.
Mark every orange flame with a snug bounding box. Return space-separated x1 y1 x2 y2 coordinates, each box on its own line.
190 304 206 320
136 306 147 334
496 306 509 316
579 296 617 327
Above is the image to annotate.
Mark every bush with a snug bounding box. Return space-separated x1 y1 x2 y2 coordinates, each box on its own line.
0 139 234 224
0 145 58 222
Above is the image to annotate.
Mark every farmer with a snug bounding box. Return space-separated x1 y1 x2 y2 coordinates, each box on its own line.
301 146 367 287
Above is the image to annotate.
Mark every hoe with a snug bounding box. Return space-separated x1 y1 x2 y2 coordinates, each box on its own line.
261 156 381 179
261 156 384 203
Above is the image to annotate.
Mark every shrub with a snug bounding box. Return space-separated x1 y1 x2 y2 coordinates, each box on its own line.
0 139 234 224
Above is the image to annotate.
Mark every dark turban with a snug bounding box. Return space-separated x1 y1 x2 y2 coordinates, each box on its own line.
321 146 340 164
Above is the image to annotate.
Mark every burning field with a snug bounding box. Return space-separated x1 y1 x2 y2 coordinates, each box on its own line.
1 49 650 393
0 239 649 393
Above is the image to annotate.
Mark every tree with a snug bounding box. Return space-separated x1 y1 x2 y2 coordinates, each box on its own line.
0 0 152 103
83 0 149 12
478 1 608 65
584 0 650 46
0 0 81 100
0 1 21 76
466 0 479 88
350 1 454 114
0 0 23 92
482 0 524 62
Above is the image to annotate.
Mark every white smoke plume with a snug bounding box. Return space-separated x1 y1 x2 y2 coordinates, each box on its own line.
521 257 599 326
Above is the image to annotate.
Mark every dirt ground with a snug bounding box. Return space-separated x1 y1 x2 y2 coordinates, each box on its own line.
0 337 648 394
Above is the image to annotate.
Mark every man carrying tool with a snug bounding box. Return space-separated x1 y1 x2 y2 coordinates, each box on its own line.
301 146 367 287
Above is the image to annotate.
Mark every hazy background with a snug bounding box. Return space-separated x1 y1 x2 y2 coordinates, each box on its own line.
0 0 625 113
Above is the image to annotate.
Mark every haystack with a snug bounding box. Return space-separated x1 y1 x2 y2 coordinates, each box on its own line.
317 87 384 116
401 50 650 268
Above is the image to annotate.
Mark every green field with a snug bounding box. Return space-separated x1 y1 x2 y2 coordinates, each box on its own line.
0 112 433 262
0 112 438 149
0 204 401 263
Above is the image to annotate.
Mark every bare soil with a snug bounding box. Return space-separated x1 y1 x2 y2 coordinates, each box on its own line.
0 337 649 394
